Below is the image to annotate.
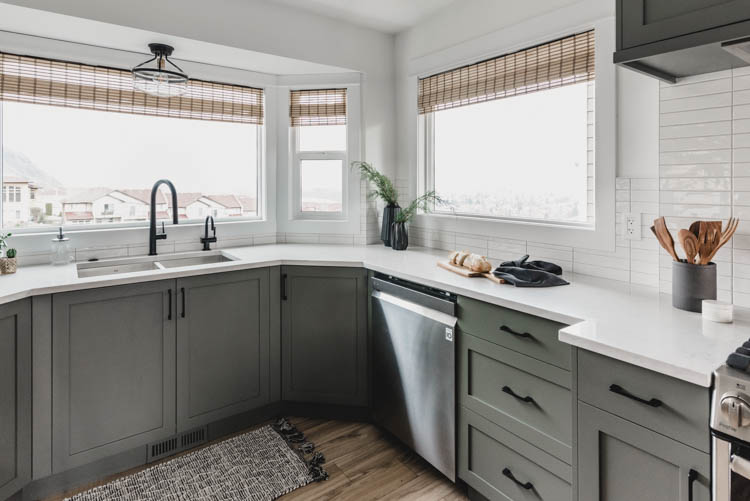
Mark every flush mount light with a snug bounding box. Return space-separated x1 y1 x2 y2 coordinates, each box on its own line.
132 43 188 97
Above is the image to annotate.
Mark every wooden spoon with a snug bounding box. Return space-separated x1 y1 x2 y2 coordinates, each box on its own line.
678 229 699 264
703 217 739 264
701 221 723 265
654 217 680 262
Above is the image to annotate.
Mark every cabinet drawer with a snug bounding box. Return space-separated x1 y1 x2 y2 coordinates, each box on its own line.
457 296 570 370
459 407 571 501
460 332 572 463
578 350 710 453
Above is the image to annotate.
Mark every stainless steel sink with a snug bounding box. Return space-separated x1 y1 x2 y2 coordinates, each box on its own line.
77 258 163 278
76 251 237 278
157 252 236 268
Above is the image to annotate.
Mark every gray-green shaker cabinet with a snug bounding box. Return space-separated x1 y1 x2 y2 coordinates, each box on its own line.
51 281 177 473
281 266 368 406
176 269 272 430
578 402 710 501
0 299 31 501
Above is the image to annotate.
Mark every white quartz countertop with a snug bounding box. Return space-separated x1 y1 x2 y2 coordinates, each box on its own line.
1 243 746 387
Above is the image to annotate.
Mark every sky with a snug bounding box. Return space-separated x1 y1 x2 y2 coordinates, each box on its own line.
2 101 259 196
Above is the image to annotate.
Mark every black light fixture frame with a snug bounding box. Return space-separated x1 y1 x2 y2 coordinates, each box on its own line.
132 43 188 84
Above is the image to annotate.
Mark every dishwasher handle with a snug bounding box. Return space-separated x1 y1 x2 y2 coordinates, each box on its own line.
372 289 457 327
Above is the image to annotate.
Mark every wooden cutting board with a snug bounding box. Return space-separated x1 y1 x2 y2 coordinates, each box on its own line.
437 261 505 284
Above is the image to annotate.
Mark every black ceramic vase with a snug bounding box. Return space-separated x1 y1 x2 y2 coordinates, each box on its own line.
381 204 400 247
390 222 408 251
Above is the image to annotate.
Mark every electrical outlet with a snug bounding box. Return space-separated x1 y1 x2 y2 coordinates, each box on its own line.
623 213 641 241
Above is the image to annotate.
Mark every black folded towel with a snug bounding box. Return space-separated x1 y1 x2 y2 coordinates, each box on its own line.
493 254 569 287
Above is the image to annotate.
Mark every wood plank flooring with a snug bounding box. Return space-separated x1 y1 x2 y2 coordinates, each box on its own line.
42 417 469 501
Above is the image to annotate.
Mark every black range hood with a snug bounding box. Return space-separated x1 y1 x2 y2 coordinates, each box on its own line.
614 0 750 83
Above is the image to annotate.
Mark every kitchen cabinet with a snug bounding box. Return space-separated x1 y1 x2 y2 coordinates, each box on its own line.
281 266 368 406
618 0 750 50
51 281 176 473
176 269 272 430
0 299 31 501
578 401 710 501
615 0 750 81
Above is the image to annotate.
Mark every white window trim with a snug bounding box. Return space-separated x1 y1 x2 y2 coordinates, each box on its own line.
276 80 363 236
408 16 616 251
290 127 348 220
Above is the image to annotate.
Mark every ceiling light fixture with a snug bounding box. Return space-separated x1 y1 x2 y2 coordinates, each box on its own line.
132 43 188 97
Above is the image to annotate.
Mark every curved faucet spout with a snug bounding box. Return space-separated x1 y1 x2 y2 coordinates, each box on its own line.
149 179 179 256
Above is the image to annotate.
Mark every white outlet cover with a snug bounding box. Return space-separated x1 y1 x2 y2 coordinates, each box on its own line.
623 212 641 240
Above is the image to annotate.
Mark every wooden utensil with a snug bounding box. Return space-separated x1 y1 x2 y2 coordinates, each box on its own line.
653 217 680 262
700 221 723 265
702 217 739 264
678 229 699 264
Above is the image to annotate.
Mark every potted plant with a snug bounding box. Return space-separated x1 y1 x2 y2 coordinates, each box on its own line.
351 161 400 246
2 248 17 274
390 192 443 251
0 233 13 274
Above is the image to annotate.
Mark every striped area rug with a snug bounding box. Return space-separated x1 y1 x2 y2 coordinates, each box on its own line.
66 419 327 501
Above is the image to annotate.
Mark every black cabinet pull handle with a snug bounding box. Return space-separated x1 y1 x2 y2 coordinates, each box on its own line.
502 385 536 404
500 325 533 339
502 468 533 490
167 289 172 320
688 469 698 501
180 287 186 318
281 274 288 301
609 384 662 408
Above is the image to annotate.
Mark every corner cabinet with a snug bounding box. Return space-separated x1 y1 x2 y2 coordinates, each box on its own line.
176 269 271 430
281 266 368 407
0 299 31 501
51 281 176 473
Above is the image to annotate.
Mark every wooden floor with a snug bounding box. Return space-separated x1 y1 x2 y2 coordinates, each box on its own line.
43 417 469 501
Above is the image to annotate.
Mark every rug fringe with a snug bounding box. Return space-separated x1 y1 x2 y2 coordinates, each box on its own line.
273 418 329 482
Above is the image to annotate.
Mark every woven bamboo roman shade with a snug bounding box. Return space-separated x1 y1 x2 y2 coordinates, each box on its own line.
418 30 595 115
290 88 347 126
0 52 264 124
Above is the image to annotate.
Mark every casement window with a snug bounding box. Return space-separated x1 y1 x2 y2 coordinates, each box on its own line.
0 51 264 230
419 30 595 226
289 88 348 218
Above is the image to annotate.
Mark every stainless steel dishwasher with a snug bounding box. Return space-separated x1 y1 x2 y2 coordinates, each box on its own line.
371 274 457 481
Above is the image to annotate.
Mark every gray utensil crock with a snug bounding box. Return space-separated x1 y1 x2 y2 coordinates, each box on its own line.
672 260 716 312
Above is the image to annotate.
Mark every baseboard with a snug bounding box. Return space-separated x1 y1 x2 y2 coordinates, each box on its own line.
467 485 490 501
281 401 371 421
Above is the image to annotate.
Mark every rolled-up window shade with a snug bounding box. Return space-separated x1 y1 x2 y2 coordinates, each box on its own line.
0 52 264 124
290 88 347 127
418 30 594 115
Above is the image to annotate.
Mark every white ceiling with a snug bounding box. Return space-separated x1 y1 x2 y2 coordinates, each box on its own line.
265 0 456 34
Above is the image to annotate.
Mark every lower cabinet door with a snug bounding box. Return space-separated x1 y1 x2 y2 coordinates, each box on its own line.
176 269 271 430
52 281 176 473
459 407 572 501
578 402 710 501
281 266 368 406
0 299 31 501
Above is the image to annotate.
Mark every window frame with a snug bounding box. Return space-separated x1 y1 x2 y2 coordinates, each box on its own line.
0 99 266 233
410 18 616 251
289 124 348 220
420 81 594 228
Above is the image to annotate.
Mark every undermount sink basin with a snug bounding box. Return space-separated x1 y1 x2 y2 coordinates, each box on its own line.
157 252 236 268
76 251 237 278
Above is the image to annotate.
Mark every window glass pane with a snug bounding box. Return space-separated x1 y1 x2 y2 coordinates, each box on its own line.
433 82 590 223
2 101 259 228
298 125 346 152
300 159 342 212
